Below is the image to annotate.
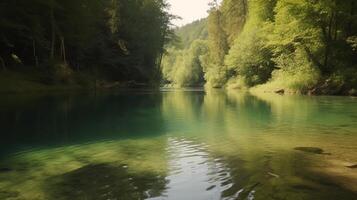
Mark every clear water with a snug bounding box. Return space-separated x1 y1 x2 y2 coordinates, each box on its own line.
0 90 356 200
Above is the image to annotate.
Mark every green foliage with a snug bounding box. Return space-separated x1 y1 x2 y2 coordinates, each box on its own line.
259 0 357 93
225 28 274 87
200 7 229 88
200 0 279 89
161 40 208 87
224 0 276 88
161 0 357 95
175 19 208 49
347 36 357 51
220 0 248 45
50 63 74 84
0 0 173 84
200 59 228 88
269 47 320 92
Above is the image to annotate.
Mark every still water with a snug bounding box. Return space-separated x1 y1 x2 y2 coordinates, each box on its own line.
0 90 356 200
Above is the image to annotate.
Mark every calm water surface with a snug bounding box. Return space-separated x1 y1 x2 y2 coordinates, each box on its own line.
0 90 356 200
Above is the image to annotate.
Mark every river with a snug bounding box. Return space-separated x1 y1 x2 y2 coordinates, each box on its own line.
0 89 356 200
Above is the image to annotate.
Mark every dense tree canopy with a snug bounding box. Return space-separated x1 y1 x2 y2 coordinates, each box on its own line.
0 0 173 85
162 0 357 95
161 19 209 87
175 19 208 49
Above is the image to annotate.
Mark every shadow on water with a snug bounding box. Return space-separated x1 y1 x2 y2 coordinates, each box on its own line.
45 162 167 200
0 91 166 157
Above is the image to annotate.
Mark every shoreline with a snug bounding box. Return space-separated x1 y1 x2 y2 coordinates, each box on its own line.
0 70 355 97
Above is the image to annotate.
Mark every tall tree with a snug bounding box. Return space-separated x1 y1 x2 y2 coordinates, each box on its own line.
200 1 229 88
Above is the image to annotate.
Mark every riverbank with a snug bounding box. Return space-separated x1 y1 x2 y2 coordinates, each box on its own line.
0 70 154 94
0 70 82 93
1 69 356 97
249 76 357 97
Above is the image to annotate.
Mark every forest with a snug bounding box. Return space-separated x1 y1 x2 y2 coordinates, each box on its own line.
1 0 356 95
1 1 357 199
161 0 357 95
0 0 173 91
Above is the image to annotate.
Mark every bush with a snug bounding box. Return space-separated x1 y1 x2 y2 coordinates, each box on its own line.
49 63 74 84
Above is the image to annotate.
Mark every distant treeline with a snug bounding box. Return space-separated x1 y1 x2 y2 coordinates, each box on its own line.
162 0 357 95
0 0 173 86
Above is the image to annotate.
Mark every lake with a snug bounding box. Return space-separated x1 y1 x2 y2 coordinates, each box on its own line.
0 90 356 200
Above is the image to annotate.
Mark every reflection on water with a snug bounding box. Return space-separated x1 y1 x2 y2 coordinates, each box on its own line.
0 90 356 199
158 138 232 200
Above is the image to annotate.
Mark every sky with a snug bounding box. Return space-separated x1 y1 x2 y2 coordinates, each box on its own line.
168 0 217 27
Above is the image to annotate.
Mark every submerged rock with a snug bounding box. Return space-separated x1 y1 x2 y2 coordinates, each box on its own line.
206 185 216 191
46 163 167 200
238 183 260 200
294 147 330 155
0 168 13 173
346 164 357 169
275 89 285 95
267 172 280 178
0 190 19 199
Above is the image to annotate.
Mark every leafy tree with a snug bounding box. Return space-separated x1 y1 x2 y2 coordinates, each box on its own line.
175 19 208 49
225 0 277 88
200 2 229 88
161 40 208 87
162 0 357 94
221 0 247 45
0 0 173 85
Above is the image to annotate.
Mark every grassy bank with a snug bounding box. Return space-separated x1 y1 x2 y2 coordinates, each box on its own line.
0 69 154 94
250 76 357 96
0 70 84 93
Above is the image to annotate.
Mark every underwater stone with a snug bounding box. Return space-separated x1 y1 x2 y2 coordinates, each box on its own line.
238 183 260 200
206 185 216 191
0 168 13 173
46 163 167 200
294 147 325 154
275 89 285 94
346 164 357 169
0 190 19 198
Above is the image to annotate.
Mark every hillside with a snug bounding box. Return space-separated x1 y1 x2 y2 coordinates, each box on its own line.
175 19 208 49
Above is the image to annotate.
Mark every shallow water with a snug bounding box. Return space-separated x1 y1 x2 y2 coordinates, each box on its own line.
0 90 356 200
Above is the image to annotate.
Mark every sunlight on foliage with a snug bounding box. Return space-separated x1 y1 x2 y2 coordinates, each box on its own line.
162 0 357 95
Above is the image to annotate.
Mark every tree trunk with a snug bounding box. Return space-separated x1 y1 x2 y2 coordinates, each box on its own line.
333 12 338 40
303 45 323 70
50 6 56 59
323 14 334 73
328 14 333 41
0 56 6 71
93 66 98 94
242 0 248 21
323 45 330 74
347 1 355 36
60 36 67 65
157 30 166 69
33 39 39 67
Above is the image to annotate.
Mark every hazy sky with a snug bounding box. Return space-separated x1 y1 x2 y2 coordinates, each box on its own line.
168 0 216 27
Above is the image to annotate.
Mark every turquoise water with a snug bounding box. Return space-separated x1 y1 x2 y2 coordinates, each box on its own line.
0 90 356 200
